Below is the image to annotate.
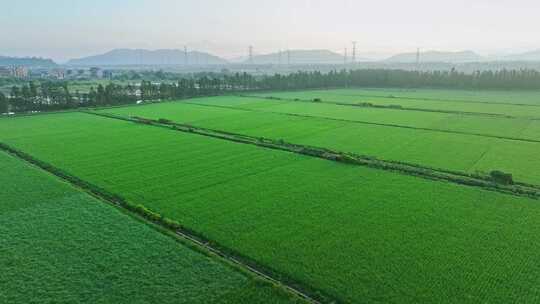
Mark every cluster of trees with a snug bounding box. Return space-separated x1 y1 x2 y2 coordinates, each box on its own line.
3 68 540 114
0 92 7 113
1 72 258 113
258 69 540 90
7 82 74 112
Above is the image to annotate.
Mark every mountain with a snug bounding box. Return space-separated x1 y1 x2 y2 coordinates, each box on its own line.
502 50 540 61
385 50 483 63
248 50 346 65
67 49 228 66
0 56 56 67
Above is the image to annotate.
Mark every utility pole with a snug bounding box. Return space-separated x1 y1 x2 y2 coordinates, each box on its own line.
184 46 188 66
248 46 253 64
352 41 357 63
416 48 421 69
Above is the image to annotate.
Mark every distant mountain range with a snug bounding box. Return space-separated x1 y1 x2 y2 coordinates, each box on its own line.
0 56 57 67
247 50 347 64
385 51 483 63
62 48 540 66
4 48 540 69
502 50 540 61
66 49 228 66
66 48 351 66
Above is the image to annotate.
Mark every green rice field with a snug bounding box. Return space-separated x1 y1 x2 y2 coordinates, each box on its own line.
2 109 540 303
252 88 540 118
186 96 540 141
0 150 301 304
98 98 540 185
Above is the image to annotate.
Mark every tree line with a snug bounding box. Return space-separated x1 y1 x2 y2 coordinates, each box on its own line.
3 68 540 114
258 69 540 91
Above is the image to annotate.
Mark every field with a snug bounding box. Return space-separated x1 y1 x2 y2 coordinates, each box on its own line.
2 109 540 303
0 150 301 304
187 96 540 141
98 97 540 185
252 88 540 118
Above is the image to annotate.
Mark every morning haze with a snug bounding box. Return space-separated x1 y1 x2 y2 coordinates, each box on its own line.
3 2 540 304
2 0 540 62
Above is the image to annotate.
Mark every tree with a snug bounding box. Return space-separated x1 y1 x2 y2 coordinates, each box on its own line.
0 92 8 113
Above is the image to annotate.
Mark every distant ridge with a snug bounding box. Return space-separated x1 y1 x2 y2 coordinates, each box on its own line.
248 49 347 64
0 56 56 67
502 50 540 62
67 49 229 66
385 50 483 63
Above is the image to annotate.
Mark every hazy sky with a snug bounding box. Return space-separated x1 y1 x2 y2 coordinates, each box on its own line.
2 0 539 62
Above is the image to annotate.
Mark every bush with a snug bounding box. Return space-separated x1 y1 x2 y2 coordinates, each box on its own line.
322 152 340 161
299 147 324 157
133 117 153 125
158 118 172 124
337 154 357 164
313 98 322 102
163 218 182 230
490 170 513 185
358 102 374 107
134 204 162 222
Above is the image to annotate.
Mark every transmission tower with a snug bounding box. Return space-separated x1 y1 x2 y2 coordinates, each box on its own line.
184 46 188 66
344 48 348 65
278 49 282 65
416 48 421 68
352 41 357 63
248 46 253 64
287 49 291 66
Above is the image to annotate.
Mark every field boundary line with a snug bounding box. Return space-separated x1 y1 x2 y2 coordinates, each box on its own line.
241 94 525 120
184 99 540 144
333 91 540 108
0 142 326 304
253 87 540 109
84 111 540 199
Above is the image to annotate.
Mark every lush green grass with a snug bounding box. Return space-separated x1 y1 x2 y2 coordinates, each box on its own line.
0 150 301 304
98 100 540 185
2 112 540 303
252 88 540 118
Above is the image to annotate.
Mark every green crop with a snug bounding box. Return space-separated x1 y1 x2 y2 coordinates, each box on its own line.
99 99 540 185
2 112 540 303
0 151 301 304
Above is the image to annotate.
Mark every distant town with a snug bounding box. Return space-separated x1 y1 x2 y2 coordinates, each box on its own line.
0 65 114 80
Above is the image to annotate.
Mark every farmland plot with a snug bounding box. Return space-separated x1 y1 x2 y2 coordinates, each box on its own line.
251 88 540 118
99 101 540 185
1 112 540 303
187 96 540 142
0 151 300 304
